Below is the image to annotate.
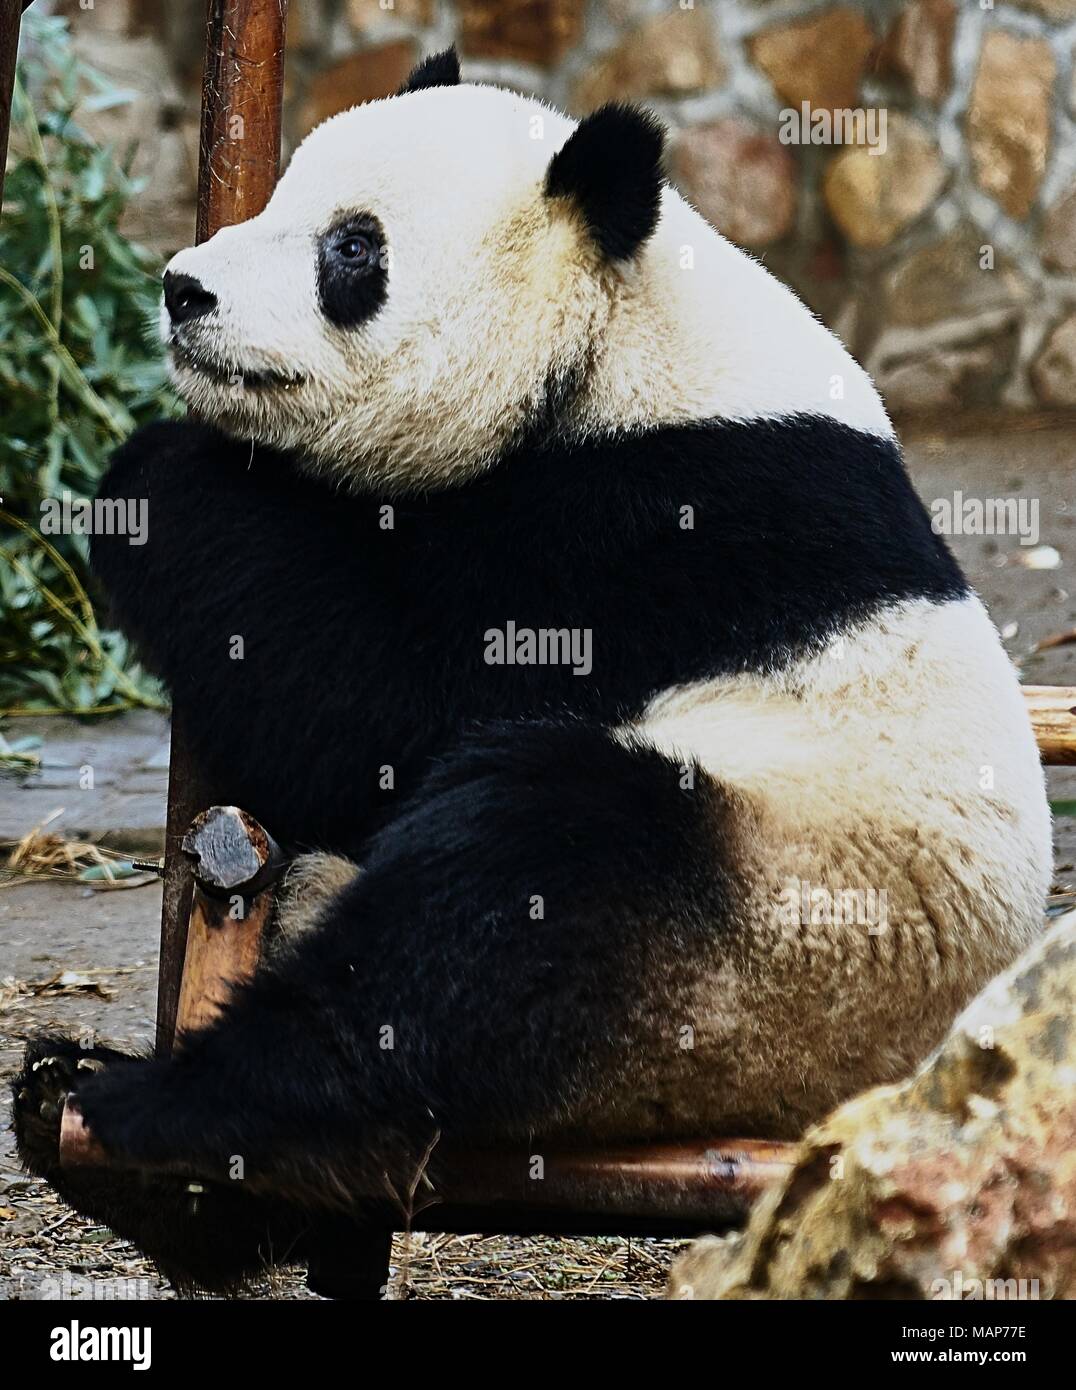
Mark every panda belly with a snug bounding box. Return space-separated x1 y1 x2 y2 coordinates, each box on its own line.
569 593 1052 1141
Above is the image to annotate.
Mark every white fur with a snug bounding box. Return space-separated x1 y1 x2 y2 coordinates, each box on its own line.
605 595 1053 1135
627 594 1050 949
162 83 891 491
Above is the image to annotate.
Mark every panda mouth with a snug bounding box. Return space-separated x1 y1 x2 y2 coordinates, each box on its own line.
170 343 306 392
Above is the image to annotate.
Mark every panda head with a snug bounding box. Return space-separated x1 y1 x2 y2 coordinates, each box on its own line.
161 48 671 491
163 48 890 489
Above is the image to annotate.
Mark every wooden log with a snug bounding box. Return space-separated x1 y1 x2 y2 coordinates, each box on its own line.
172 887 271 1038
181 803 284 899
432 1140 793 1223
173 806 283 1039
157 710 216 1055
158 0 289 1059
57 1123 792 1222
1024 686 1076 766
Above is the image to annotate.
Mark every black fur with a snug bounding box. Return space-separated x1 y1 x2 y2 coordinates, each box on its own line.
89 414 965 856
544 104 666 260
15 411 967 1285
14 724 738 1221
397 47 461 96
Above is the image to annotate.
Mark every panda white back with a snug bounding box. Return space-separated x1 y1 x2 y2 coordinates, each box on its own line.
615 591 1050 1136
578 188 893 440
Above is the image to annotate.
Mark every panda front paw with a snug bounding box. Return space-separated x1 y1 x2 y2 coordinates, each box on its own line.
12 1036 312 1291
11 1035 137 1178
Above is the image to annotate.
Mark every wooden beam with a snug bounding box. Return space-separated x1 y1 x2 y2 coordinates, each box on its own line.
158 0 289 1058
158 710 215 1055
430 1140 793 1222
174 806 282 1039
57 1121 792 1226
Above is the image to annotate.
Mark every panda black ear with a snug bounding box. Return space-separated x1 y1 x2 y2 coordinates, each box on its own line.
397 47 461 95
544 104 666 260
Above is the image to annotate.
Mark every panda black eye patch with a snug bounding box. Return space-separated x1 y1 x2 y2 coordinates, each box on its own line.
317 217 388 329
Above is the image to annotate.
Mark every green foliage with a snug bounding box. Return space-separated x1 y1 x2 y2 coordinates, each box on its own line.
0 12 176 718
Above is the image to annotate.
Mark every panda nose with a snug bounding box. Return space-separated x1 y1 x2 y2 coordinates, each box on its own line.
163 271 217 327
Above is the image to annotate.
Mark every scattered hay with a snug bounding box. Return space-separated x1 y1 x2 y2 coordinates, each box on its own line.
386 1231 685 1300
1 810 157 889
0 978 30 1011
0 964 150 1013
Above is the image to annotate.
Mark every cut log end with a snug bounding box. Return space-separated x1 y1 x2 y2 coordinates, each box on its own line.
181 804 283 897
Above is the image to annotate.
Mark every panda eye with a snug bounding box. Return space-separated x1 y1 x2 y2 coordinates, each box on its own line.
318 217 388 329
333 232 376 267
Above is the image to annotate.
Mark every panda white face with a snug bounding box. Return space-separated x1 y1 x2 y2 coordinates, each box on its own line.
162 50 891 491
162 66 617 490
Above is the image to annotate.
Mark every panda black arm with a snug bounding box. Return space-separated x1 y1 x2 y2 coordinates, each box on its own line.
91 420 418 851
92 421 269 686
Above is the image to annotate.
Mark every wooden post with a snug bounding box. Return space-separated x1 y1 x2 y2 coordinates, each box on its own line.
196 0 291 244
59 1104 793 1224
158 0 289 1058
157 710 215 1055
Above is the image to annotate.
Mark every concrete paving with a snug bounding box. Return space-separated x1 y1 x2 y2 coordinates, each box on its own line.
0 709 169 854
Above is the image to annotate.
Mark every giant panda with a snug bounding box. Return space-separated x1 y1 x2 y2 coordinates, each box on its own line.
13 49 1051 1290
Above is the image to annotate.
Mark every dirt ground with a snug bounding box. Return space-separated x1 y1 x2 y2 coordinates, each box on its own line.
1 423 1074 1301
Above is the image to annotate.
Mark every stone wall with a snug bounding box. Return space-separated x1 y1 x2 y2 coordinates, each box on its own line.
45 0 1076 415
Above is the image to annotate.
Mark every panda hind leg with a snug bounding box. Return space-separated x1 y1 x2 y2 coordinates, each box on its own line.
16 722 742 1216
